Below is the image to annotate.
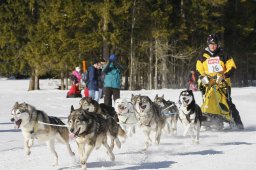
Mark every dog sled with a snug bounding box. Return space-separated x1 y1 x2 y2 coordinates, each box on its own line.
199 75 234 130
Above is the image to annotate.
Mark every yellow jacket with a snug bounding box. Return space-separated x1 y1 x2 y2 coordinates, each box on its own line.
196 47 236 86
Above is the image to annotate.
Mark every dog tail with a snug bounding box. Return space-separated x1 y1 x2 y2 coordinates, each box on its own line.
118 125 126 138
49 117 70 142
57 126 70 142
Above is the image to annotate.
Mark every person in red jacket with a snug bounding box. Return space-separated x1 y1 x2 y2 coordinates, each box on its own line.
66 80 82 98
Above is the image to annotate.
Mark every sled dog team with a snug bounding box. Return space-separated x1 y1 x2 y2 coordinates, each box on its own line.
10 89 204 170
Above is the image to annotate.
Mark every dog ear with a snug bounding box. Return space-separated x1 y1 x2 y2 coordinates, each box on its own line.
88 97 92 102
178 91 182 105
14 102 19 107
162 94 164 98
188 90 195 98
25 103 35 113
147 96 152 103
71 105 75 112
155 94 158 98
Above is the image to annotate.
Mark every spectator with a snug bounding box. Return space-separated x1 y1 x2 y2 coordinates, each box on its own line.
95 58 106 100
72 66 81 83
187 70 198 91
66 80 82 98
102 54 123 106
87 60 101 102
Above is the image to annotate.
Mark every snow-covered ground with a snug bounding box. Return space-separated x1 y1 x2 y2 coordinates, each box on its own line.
0 79 256 170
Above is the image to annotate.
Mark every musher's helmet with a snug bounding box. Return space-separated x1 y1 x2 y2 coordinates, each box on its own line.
207 34 219 45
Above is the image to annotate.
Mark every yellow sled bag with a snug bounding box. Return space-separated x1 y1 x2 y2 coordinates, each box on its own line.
201 85 231 122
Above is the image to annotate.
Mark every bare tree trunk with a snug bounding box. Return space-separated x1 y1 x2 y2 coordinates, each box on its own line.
101 0 110 61
124 57 129 90
34 68 39 90
161 41 168 89
149 42 153 90
28 69 35 91
173 58 176 88
60 71 65 90
154 39 158 89
129 0 136 90
65 65 69 90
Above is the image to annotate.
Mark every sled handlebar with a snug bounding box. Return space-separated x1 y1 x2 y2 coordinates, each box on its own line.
200 75 228 88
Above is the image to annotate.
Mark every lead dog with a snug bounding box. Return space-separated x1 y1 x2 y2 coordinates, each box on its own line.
133 95 166 150
114 98 137 137
154 94 179 135
178 90 204 143
10 102 75 166
68 106 115 170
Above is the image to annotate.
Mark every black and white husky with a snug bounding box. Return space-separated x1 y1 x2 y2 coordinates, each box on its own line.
114 98 137 137
178 90 204 143
10 102 75 166
133 95 166 150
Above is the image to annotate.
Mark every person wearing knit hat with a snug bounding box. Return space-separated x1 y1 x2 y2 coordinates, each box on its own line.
102 54 123 106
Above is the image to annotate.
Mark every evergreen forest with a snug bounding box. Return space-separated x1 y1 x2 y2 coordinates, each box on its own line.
0 0 255 90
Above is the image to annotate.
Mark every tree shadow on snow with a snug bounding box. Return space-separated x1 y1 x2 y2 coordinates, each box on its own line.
58 161 122 170
0 122 13 125
120 161 175 170
58 165 81 170
0 129 21 132
215 142 253 146
175 149 223 156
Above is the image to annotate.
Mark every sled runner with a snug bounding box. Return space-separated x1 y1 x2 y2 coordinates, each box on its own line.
200 75 234 130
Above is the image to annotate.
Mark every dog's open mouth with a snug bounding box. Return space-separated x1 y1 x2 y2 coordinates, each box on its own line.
118 105 126 112
74 128 81 136
118 105 125 110
15 119 22 128
139 105 147 112
184 99 190 104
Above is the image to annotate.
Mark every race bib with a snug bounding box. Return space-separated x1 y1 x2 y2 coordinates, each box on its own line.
207 56 223 73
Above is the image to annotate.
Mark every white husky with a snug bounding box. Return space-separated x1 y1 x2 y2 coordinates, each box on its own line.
114 98 137 137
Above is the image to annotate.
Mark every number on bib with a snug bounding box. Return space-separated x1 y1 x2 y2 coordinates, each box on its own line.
207 57 223 73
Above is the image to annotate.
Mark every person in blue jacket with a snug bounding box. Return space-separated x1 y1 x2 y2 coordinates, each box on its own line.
87 59 101 102
103 54 123 106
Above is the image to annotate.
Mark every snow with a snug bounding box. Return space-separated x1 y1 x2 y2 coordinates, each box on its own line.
0 79 256 170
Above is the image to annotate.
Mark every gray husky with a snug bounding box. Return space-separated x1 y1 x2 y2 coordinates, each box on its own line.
10 102 75 166
133 95 166 150
79 97 126 150
154 94 179 135
79 97 117 120
68 106 115 170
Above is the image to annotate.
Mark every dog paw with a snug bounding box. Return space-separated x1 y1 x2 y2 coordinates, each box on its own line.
52 163 58 167
81 164 87 170
25 150 31 155
192 139 200 144
108 152 115 161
